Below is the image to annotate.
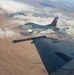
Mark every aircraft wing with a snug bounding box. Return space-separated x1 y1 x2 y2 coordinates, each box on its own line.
13 36 74 75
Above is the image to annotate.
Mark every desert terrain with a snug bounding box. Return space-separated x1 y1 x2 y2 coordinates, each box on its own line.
0 14 49 75
0 36 49 75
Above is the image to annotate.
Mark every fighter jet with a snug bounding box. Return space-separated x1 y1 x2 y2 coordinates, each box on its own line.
13 36 74 75
14 17 69 34
14 17 59 33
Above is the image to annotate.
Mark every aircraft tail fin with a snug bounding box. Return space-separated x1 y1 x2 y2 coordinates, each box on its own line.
49 17 58 26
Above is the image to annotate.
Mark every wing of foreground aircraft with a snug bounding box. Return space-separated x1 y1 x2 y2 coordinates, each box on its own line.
13 36 74 75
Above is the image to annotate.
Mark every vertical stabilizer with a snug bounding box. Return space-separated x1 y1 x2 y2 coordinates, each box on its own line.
50 17 58 26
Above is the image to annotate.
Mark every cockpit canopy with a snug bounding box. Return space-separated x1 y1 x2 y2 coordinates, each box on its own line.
25 22 34 25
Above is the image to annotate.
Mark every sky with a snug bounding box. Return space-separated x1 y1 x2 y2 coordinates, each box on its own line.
49 0 74 6
60 0 74 4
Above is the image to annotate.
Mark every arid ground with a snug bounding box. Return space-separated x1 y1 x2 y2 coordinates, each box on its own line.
0 35 49 75
0 14 49 75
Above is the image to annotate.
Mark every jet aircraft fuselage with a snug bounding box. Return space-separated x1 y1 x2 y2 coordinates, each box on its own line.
14 17 69 33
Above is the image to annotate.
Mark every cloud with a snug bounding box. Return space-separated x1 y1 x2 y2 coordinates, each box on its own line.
1 13 74 41
66 4 72 7
9 15 56 25
0 0 74 40
50 0 57 2
0 0 35 14
0 28 19 38
10 13 74 41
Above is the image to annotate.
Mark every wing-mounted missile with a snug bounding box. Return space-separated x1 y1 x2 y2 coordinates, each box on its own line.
12 36 46 43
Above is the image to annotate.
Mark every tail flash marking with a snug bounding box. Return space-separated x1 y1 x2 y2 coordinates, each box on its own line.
51 17 58 26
